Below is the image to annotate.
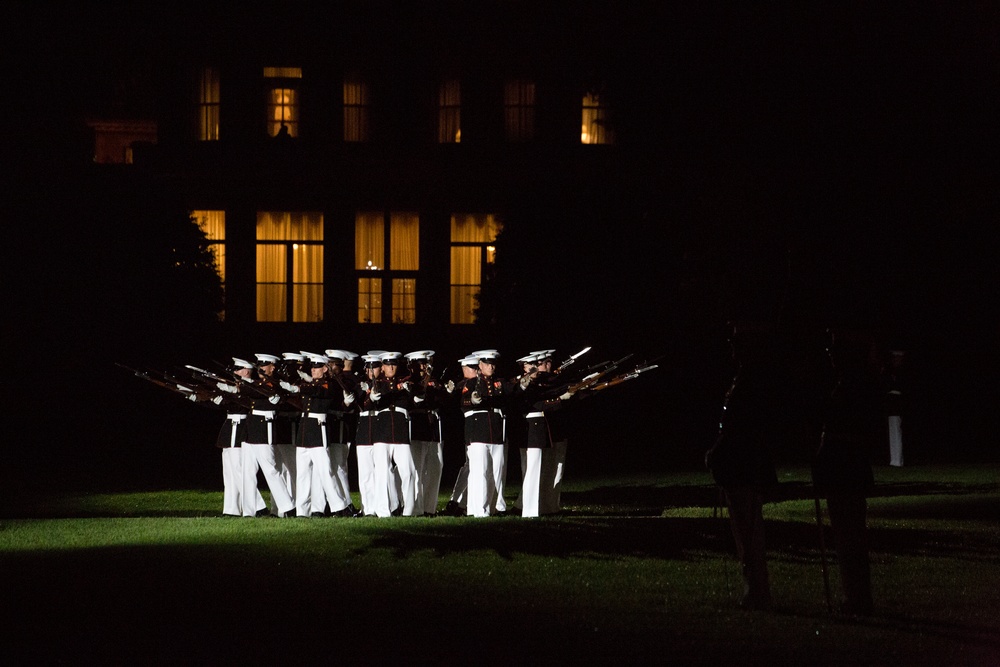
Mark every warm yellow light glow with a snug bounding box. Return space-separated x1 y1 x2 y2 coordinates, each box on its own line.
263 67 302 78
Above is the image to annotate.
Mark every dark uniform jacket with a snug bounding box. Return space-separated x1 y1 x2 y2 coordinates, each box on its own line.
461 374 509 445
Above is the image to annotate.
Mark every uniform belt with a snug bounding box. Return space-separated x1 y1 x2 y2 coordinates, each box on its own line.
377 407 409 419
227 414 247 423
306 412 327 423
252 410 275 419
525 411 545 419
464 409 504 418
359 410 375 416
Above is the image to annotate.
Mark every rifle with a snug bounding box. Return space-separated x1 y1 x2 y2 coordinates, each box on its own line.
531 355 626 400
557 346 591 373
116 363 218 405
586 363 659 392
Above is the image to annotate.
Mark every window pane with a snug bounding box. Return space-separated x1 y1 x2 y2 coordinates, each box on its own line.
451 213 501 243
193 210 225 283
450 246 481 285
355 211 384 270
582 92 614 145
358 277 382 324
256 244 285 282
257 284 286 322
263 67 302 79
504 79 536 141
267 87 298 137
344 76 370 142
293 284 322 323
258 211 323 241
198 67 220 141
389 212 419 270
451 285 477 325
293 244 323 284
438 79 461 143
392 278 416 324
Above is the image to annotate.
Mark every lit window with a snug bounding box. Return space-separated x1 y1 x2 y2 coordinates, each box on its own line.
450 213 502 324
344 75 370 142
504 79 535 142
198 67 220 141
582 91 614 145
438 79 461 143
256 211 323 322
264 67 302 138
355 211 419 324
193 210 226 320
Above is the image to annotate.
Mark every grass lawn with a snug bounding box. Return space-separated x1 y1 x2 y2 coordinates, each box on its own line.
2 464 998 665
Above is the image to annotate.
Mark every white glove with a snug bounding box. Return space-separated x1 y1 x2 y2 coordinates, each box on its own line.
187 393 198 402
343 391 355 405
279 381 300 393
268 394 281 404
519 375 533 389
559 392 574 401
360 381 370 392
414 395 425 403
217 382 238 393
370 391 381 402
470 391 482 405
445 380 455 393
212 395 224 405
402 382 413 392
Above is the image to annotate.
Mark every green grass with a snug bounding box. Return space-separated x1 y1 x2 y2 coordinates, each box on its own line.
2 465 998 665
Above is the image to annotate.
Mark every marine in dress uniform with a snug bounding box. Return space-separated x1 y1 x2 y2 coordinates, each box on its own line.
461 349 511 517
326 349 360 516
512 350 575 518
441 355 479 516
211 357 266 516
352 354 383 517
281 354 352 517
370 352 417 517
237 354 296 517
406 350 446 516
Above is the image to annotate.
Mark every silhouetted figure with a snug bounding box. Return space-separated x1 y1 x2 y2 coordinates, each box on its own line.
705 324 779 610
884 350 906 466
812 330 876 616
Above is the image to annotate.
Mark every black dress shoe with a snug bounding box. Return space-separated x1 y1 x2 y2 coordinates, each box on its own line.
311 512 326 518
255 509 271 518
390 507 403 517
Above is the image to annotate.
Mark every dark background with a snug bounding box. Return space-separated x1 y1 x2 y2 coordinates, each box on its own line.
5 1 998 496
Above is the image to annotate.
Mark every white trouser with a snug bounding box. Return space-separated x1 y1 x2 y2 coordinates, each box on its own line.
539 440 567 515
414 440 444 514
274 443 297 505
296 447 350 516
449 453 470 506
356 445 376 515
467 442 507 517
242 442 295 516
519 448 543 518
410 440 427 515
329 442 352 505
222 448 265 516
888 415 904 467
373 443 416 517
